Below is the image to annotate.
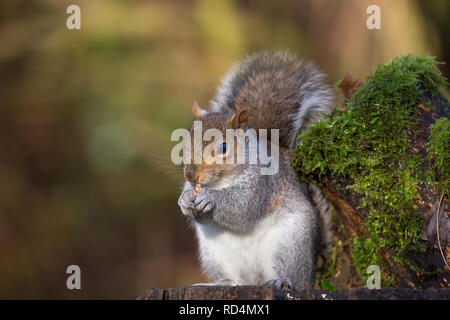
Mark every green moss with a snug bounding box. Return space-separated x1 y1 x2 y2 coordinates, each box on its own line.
428 118 450 195
350 236 379 279
291 55 448 280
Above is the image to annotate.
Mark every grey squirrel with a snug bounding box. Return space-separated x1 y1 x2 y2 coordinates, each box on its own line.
178 51 335 289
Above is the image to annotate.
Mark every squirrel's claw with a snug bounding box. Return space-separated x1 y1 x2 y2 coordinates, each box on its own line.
194 189 216 216
262 277 293 291
178 189 196 217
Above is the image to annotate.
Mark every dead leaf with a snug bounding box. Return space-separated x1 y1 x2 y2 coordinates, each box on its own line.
338 73 362 99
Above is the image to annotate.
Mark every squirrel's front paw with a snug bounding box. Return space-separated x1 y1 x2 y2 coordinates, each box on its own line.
194 188 216 217
178 189 196 217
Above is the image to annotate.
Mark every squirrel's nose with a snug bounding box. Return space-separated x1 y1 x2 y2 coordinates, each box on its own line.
183 166 199 183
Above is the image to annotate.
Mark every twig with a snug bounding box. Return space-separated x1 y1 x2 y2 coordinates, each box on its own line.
436 194 449 271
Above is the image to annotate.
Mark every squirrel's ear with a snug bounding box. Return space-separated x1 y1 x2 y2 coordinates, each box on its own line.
192 101 207 119
230 109 248 129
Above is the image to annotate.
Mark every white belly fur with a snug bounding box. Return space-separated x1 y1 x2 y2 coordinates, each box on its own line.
194 207 305 285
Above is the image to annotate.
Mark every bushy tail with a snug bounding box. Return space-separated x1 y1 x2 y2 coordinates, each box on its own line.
308 183 333 256
209 50 336 149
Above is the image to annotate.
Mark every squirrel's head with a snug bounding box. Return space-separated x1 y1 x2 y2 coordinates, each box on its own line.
183 101 249 186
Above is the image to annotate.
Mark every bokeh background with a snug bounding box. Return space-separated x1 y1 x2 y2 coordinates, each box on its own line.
0 0 449 299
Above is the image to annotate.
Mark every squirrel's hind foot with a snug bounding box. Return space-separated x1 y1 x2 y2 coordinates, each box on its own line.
261 277 293 291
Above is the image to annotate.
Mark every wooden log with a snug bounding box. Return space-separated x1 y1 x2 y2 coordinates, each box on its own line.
138 286 450 300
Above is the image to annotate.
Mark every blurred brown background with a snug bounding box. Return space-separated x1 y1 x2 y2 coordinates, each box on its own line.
0 0 448 299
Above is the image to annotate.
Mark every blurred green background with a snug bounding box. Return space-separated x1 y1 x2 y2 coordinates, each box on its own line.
0 0 449 298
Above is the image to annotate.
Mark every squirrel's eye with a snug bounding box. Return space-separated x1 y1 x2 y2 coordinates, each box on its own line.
216 142 227 157
221 142 227 154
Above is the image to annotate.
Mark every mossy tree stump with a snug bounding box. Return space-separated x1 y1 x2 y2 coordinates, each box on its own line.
292 55 449 288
